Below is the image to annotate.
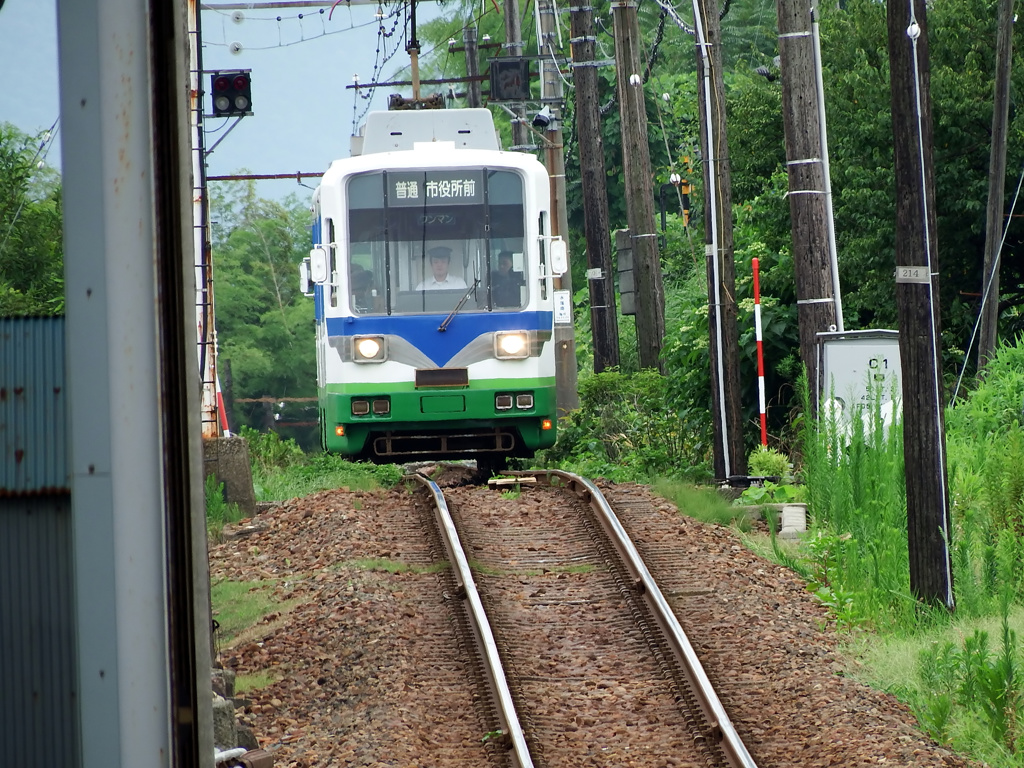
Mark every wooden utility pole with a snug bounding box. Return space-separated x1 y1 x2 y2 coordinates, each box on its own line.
776 0 837 414
464 25 482 108
537 0 580 413
503 0 530 149
887 0 955 609
978 0 1014 370
611 0 666 372
570 0 620 372
692 0 745 479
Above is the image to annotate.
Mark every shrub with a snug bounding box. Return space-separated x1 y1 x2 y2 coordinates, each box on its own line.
240 424 305 474
747 445 793 480
540 369 710 481
947 337 1024 437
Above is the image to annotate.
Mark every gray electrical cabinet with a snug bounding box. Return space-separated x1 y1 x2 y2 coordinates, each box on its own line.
816 329 902 413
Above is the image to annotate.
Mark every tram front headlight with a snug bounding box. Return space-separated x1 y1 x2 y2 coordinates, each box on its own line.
354 335 386 362
495 331 529 360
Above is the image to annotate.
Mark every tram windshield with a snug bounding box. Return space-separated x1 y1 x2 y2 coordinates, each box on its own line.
346 168 528 315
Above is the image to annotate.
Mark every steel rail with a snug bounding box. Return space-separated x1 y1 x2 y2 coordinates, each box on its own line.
408 473 535 768
523 469 759 768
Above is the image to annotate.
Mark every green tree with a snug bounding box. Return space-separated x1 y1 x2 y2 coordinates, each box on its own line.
822 0 1024 340
722 0 1024 356
0 122 63 316
210 180 316 431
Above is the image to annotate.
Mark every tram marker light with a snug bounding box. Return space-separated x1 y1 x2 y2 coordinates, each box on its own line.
309 247 329 283
549 239 568 275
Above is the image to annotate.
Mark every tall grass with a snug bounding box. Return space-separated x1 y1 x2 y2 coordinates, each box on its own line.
800 377 915 629
793 340 1024 763
205 473 243 540
801 345 1024 630
239 425 403 501
944 340 1024 620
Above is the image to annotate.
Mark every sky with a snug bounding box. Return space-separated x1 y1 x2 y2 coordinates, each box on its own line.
0 0 445 202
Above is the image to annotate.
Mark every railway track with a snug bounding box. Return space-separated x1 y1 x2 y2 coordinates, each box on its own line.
210 471 976 768
411 468 758 768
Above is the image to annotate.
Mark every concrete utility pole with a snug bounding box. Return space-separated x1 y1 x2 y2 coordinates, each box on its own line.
504 0 530 149
60 0 214 764
611 0 666 372
887 0 955 609
978 0 1014 370
776 0 838 414
537 0 580 412
464 26 483 108
570 0 621 372
692 0 745 479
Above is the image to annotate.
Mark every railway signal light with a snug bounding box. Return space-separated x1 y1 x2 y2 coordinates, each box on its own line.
209 70 252 117
488 58 531 102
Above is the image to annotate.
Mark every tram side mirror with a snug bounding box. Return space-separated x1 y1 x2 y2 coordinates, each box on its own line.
299 257 312 296
549 239 568 276
309 246 329 284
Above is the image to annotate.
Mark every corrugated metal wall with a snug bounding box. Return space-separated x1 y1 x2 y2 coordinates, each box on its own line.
0 317 78 765
1 496 78 764
1 317 69 493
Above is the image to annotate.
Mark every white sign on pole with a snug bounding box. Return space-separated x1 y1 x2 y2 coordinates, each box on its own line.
553 289 572 324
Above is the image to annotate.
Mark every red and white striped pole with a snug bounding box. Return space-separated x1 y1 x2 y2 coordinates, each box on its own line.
752 257 768 446
216 374 231 437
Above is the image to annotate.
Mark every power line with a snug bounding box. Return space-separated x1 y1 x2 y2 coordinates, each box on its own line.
0 118 61 262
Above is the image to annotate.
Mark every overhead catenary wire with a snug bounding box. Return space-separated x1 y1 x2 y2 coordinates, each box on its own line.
352 4 406 128
598 0 668 116
384 6 495 83
950 159 1024 404
205 4 393 49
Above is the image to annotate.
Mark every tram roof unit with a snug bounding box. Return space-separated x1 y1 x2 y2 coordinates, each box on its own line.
352 108 501 155
320 110 547 199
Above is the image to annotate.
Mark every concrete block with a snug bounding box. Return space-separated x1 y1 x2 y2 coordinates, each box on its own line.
779 503 807 538
212 667 236 698
212 693 238 750
203 436 256 517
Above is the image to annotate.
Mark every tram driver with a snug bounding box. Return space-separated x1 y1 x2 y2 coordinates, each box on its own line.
416 246 468 291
